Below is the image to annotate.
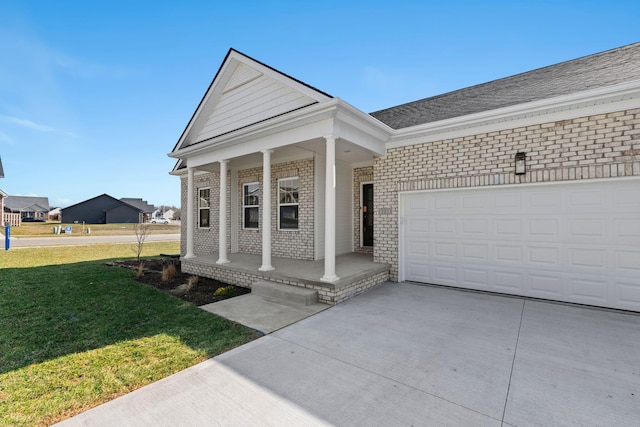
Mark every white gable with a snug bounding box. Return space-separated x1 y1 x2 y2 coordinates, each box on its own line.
196 63 318 141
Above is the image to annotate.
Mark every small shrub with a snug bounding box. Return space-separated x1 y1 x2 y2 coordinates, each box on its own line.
214 286 235 297
187 276 199 286
161 264 178 282
170 283 192 296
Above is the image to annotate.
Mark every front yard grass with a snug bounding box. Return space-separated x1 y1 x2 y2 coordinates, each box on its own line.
0 242 260 426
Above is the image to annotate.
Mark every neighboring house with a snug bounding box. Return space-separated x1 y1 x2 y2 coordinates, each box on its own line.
61 194 145 224
48 207 61 221
163 208 176 220
169 44 640 311
4 195 50 220
120 198 155 223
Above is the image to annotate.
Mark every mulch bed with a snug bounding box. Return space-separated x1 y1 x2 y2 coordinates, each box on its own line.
107 257 250 306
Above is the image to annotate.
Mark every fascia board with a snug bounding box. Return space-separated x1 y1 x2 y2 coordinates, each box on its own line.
388 79 640 149
169 100 340 159
171 99 394 160
188 119 333 168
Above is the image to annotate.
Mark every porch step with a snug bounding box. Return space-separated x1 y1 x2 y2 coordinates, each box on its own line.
252 281 318 306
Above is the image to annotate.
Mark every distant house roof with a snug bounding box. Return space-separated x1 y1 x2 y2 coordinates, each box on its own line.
0 156 4 178
120 198 155 213
4 196 50 212
370 42 640 129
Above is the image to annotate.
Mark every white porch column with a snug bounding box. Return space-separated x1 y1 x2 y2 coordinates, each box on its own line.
185 167 195 259
321 136 339 282
217 160 230 264
259 149 274 271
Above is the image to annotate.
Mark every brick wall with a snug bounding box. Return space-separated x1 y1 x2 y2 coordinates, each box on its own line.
374 109 640 280
270 158 315 260
180 172 221 257
353 166 373 253
182 260 389 305
237 166 262 255
182 157 315 260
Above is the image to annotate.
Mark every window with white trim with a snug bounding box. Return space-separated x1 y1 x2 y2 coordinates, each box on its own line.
243 182 260 229
278 177 299 230
198 188 210 228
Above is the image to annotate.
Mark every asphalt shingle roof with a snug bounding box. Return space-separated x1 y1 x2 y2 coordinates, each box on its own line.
4 196 50 212
120 198 155 213
370 42 640 129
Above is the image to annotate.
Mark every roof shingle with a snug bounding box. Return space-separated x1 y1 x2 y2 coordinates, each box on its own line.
370 42 640 129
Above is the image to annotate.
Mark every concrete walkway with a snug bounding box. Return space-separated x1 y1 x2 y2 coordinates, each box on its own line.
201 293 329 334
56 282 640 426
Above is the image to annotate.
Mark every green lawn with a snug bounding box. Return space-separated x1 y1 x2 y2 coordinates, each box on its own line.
5 222 180 237
0 242 260 426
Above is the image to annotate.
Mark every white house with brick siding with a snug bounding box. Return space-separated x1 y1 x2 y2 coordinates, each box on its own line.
170 43 640 310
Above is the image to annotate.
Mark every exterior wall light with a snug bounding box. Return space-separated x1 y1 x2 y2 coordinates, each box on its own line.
515 152 526 175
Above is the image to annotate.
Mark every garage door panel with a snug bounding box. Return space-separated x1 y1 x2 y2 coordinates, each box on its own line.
617 281 640 310
434 265 457 284
570 277 609 302
462 268 489 287
495 245 523 263
493 271 524 291
616 218 640 239
615 250 640 275
527 191 562 210
527 218 560 238
528 246 561 266
568 248 608 270
462 243 489 260
495 218 522 237
528 274 564 296
434 241 457 258
433 218 456 234
401 178 640 312
461 218 487 234
407 241 429 257
569 219 606 238
406 217 429 233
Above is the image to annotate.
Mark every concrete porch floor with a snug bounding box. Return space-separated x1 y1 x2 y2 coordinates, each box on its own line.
184 252 390 333
183 252 389 289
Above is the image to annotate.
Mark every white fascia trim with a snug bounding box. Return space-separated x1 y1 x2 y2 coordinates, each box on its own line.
170 98 393 160
388 79 640 149
169 100 340 159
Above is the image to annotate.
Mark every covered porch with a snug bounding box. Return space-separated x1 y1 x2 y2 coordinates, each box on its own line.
181 252 390 305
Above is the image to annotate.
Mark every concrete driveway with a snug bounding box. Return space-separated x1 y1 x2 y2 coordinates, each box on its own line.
57 282 640 426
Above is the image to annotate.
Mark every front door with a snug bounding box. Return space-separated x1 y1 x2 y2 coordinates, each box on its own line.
362 183 374 247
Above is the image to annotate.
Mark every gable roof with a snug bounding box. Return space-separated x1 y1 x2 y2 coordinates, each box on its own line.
61 194 143 212
171 48 333 171
4 195 50 212
120 198 155 213
371 42 640 129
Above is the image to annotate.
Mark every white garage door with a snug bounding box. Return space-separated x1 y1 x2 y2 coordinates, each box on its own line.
400 178 640 312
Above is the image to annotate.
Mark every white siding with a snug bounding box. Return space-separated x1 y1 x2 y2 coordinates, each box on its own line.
335 161 353 256
197 64 316 141
314 153 325 260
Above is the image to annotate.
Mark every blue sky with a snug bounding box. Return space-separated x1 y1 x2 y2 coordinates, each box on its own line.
1 1 638 208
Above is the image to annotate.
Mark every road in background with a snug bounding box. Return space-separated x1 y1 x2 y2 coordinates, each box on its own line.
6 234 180 248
